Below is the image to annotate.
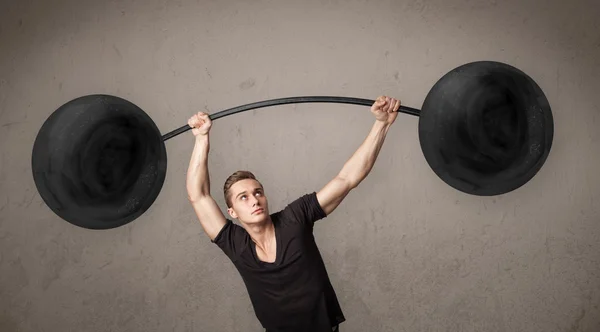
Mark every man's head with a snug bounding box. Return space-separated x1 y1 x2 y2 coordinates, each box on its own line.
224 171 269 224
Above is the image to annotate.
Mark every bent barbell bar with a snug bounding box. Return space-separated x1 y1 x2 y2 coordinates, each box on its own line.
161 96 421 141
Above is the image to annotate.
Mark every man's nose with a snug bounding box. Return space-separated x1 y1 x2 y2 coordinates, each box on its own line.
249 196 259 205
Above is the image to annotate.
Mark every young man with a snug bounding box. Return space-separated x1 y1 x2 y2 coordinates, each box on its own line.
186 96 400 332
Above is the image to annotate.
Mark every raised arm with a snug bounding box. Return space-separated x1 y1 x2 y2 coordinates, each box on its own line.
186 112 227 241
317 96 400 216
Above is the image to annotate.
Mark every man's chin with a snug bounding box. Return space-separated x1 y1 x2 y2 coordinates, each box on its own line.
246 214 268 223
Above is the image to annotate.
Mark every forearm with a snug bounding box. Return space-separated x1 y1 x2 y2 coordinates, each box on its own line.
186 135 211 200
338 120 392 188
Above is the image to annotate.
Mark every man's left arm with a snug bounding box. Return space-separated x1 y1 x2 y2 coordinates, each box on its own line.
317 95 400 216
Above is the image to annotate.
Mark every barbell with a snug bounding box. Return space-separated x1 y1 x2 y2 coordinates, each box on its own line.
31 61 554 230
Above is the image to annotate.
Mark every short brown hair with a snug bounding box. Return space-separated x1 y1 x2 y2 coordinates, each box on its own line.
223 170 263 208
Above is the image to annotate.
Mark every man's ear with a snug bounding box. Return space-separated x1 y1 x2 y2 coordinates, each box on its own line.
227 207 237 219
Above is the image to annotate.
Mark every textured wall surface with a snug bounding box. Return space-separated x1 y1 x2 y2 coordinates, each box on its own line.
1 0 599 331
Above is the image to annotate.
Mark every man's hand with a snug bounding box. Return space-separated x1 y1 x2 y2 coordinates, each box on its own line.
371 95 400 125
188 112 212 137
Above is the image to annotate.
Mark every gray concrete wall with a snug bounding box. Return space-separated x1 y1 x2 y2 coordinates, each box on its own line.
1 0 599 331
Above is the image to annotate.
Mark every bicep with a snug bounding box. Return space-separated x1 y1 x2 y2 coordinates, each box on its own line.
316 176 353 216
190 196 227 241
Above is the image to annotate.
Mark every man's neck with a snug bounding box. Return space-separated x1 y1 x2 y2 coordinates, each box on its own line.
244 218 275 249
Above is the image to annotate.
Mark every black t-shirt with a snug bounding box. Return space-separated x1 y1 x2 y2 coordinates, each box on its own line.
211 192 346 331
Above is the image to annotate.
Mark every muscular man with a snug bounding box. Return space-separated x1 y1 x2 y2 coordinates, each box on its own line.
186 96 400 332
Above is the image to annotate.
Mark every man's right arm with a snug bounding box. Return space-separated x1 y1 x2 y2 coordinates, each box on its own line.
186 134 227 241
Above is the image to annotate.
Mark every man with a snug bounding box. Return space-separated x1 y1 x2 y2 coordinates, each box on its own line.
186 95 400 331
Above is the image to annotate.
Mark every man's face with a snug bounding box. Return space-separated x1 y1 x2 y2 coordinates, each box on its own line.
227 179 269 223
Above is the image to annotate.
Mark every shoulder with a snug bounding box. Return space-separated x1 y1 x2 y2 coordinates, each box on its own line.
211 219 251 260
279 192 327 224
212 219 247 241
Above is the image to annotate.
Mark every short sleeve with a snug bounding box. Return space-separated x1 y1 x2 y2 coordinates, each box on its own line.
279 192 327 228
211 219 249 261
